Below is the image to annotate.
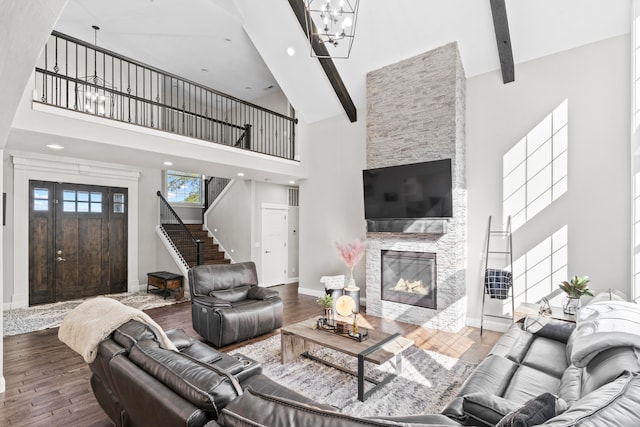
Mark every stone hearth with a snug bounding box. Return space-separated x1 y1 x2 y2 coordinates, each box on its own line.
365 42 466 332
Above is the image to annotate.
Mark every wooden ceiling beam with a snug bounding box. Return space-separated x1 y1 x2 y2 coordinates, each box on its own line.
489 0 515 84
288 0 358 122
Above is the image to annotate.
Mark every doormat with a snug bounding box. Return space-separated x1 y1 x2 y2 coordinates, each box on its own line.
3 291 187 336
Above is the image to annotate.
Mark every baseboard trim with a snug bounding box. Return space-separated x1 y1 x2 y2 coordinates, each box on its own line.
466 316 511 332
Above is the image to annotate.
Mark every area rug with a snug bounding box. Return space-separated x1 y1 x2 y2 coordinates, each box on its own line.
230 335 476 418
3 291 187 336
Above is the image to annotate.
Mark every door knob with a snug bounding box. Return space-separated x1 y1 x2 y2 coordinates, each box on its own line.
56 257 66 262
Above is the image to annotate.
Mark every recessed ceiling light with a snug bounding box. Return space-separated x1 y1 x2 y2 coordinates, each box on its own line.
237 172 245 177
287 47 295 56
264 85 274 91
244 86 252 90
224 38 232 43
163 161 173 166
201 68 208 72
289 181 295 184
46 144 64 150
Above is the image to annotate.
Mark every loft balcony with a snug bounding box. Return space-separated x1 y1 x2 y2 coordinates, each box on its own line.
33 31 298 161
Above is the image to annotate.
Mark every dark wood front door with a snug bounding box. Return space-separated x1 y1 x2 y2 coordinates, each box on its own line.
29 181 128 305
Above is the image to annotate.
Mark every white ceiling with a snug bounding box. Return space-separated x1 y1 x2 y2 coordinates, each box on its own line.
54 0 632 124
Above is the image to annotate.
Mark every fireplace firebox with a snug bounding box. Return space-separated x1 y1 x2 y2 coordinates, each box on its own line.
381 250 436 309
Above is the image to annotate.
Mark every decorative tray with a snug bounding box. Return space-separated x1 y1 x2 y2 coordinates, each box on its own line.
316 318 369 342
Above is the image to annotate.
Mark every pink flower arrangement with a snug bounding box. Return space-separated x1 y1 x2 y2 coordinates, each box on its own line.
335 239 367 270
336 239 367 289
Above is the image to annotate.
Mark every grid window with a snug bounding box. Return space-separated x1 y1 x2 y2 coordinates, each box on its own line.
33 187 49 211
166 170 203 204
63 190 104 213
113 193 125 214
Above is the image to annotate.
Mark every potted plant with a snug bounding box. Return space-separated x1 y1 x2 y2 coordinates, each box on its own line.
317 294 335 326
559 275 594 314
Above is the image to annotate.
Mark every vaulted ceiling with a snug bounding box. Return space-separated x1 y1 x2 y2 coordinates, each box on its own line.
52 0 633 124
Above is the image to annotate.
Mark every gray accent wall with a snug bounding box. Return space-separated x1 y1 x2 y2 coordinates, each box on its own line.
365 42 468 332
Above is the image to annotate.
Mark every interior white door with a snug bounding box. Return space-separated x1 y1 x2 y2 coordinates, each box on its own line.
262 207 288 286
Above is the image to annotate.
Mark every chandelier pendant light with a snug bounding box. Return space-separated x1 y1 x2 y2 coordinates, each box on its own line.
76 25 116 116
304 0 359 59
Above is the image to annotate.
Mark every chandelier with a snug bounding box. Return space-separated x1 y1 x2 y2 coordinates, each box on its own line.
76 25 116 116
304 0 359 59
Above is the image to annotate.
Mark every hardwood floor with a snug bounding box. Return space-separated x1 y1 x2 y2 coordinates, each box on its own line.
0 284 501 426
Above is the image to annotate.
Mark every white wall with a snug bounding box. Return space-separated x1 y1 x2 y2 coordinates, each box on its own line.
298 114 367 296
207 180 252 263
466 35 631 326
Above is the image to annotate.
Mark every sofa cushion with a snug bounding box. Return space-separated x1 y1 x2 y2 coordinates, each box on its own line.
209 285 252 303
520 337 568 379
247 286 279 300
571 301 640 367
523 316 575 344
217 387 458 427
462 393 521 426
557 365 582 407
129 339 242 417
165 328 195 350
189 262 258 297
542 371 640 426
489 324 535 363
581 347 640 396
112 320 157 351
496 393 563 427
442 355 519 419
502 365 561 404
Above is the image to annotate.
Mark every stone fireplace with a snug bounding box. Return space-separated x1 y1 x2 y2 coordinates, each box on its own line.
381 250 436 310
365 42 467 332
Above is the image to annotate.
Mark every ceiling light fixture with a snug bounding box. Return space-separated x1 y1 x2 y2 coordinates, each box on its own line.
163 161 173 166
237 172 245 177
304 0 359 59
77 25 116 116
46 144 64 150
287 47 296 56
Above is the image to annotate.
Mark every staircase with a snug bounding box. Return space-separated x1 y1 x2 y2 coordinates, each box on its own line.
184 224 230 266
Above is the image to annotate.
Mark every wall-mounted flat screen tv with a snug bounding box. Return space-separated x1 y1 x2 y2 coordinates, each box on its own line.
363 159 453 220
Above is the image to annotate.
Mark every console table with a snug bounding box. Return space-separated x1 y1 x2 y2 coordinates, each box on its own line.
514 302 577 323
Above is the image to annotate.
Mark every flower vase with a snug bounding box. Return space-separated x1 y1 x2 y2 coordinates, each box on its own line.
345 269 356 290
563 297 581 315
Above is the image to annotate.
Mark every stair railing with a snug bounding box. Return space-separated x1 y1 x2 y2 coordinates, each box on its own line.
34 31 298 161
157 190 204 266
203 176 232 219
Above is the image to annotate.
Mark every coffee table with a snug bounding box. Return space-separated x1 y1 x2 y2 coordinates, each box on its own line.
281 317 414 401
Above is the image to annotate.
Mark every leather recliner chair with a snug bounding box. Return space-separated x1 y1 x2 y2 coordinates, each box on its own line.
188 262 283 348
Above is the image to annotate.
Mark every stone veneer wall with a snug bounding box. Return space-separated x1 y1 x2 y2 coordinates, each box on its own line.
365 42 467 332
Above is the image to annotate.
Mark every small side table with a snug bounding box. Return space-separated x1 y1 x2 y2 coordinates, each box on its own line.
514 302 576 323
147 271 184 300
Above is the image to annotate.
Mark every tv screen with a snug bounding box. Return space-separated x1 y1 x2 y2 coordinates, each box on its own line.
363 159 453 220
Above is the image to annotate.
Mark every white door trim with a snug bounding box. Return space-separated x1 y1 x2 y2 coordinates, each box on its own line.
11 153 140 309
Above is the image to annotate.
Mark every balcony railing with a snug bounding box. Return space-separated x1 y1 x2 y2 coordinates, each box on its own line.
34 31 298 161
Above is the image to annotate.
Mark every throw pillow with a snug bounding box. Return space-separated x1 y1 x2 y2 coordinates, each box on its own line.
497 393 565 427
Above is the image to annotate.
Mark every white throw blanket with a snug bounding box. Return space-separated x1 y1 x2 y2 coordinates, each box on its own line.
58 296 178 363
571 300 640 367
